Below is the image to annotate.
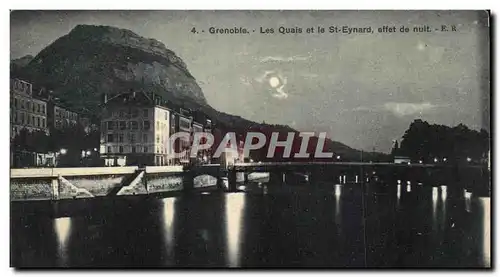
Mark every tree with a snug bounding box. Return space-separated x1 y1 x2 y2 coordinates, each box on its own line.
399 119 490 163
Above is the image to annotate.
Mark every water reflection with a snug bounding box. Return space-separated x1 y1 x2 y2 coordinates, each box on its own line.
225 193 245 267
440 185 447 201
439 186 447 232
54 217 72 266
161 197 176 264
464 189 472 213
478 197 491 267
396 184 401 208
335 184 342 223
432 187 438 229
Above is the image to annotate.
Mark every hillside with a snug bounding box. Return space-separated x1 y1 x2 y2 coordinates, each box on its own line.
11 24 387 162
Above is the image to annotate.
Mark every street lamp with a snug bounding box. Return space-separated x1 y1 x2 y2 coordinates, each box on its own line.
60 148 67 155
86 150 91 156
336 155 341 160
433 157 438 163
467 157 472 162
443 158 447 162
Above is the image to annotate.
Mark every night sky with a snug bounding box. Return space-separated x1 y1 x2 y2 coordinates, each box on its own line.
10 10 490 152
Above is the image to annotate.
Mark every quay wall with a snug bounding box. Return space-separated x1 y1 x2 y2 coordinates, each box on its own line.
10 166 221 201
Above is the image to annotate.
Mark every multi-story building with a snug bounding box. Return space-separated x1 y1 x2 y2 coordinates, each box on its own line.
173 107 193 165
100 91 173 166
47 101 79 130
10 78 49 138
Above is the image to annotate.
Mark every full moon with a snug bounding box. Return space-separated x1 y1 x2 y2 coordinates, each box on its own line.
269 76 280 88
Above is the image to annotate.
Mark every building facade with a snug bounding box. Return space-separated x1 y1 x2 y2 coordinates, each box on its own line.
100 91 173 166
47 102 79 130
10 78 49 138
100 91 213 166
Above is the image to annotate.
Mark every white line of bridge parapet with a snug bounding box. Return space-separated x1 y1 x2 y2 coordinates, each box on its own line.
232 161 440 168
10 166 139 178
231 161 487 169
144 166 184 174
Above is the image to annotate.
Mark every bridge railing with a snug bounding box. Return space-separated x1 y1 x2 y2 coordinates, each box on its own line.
10 166 140 178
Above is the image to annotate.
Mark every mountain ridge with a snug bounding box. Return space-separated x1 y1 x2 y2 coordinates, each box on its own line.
11 24 387 161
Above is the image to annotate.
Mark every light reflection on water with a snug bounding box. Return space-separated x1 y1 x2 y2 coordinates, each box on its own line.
396 184 401 208
440 185 447 202
439 186 447 232
432 187 439 231
464 189 472 213
225 193 245 267
54 217 72 266
478 197 491 267
161 197 176 264
335 184 342 223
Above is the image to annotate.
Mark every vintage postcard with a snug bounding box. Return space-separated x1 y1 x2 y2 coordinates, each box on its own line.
9 10 491 268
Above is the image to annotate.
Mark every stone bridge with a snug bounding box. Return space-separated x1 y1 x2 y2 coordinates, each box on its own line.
10 162 490 201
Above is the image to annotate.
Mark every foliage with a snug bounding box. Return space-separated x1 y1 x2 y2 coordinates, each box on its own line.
399 119 490 163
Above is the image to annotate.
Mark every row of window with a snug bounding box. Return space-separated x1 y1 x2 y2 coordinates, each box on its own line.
11 126 47 136
55 108 78 120
104 120 171 131
105 145 167 154
11 111 46 129
11 79 32 95
54 118 77 129
106 133 151 143
12 97 46 114
105 120 146 131
106 108 149 118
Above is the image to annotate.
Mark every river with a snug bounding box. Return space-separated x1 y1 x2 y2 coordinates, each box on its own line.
10 177 490 268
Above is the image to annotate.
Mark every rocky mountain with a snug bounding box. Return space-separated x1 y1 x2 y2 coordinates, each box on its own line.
11 24 387 161
11 55 33 69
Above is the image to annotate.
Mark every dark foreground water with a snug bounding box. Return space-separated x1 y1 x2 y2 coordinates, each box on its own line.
11 180 491 268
